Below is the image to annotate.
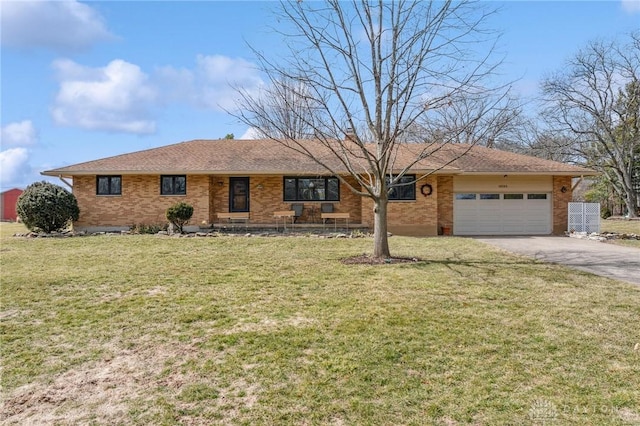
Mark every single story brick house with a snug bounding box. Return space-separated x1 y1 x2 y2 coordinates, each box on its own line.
42 138 596 236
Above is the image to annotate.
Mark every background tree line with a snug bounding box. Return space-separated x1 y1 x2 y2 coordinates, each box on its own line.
501 32 639 218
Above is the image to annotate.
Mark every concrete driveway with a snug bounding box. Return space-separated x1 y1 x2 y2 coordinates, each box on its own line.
474 236 640 285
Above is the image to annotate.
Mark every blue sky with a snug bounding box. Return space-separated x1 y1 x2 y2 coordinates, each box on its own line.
1 0 639 191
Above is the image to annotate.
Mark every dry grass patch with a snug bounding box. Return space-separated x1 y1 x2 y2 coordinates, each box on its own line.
1 228 639 424
601 218 640 234
601 219 640 248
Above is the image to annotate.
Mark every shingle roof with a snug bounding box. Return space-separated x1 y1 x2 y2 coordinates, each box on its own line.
42 138 597 177
427 143 597 174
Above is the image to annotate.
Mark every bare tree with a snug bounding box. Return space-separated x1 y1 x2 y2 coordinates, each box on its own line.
234 0 510 257
244 77 319 139
498 117 578 163
541 32 640 218
414 91 522 148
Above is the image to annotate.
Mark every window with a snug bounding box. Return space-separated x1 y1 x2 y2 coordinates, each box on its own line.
388 175 416 201
527 193 547 200
161 175 186 195
97 175 121 195
283 177 340 201
504 194 524 200
480 193 500 200
455 193 476 200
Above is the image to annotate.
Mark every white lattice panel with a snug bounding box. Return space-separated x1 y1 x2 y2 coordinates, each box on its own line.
568 202 600 233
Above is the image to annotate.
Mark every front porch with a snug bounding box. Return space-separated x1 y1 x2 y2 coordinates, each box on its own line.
203 221 369 234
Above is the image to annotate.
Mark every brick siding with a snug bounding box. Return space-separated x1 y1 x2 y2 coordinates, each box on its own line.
73 175 211 229
72 173 572 236
361 175 440 236
553 175 572 235
437 176 453 235
74 174 364 228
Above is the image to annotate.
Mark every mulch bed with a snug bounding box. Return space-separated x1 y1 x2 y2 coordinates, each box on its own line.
341 255 422 265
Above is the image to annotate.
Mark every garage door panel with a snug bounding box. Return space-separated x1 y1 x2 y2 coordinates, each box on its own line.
502 216 526 232
475 221 502 233
503 224 526 233
454 193 551 235
524 217 551 234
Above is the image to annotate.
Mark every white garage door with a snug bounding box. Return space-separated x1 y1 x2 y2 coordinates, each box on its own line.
454 193 552 235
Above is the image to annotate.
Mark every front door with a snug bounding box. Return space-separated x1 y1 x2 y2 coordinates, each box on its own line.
230 177 250 212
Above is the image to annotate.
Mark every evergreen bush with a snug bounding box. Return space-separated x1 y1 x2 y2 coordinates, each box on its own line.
16 181 80 233
166 202 194 233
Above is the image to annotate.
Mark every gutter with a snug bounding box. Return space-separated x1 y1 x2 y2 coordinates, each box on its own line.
41 169 462 177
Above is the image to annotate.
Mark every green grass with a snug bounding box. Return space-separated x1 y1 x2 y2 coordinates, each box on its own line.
0 222 27 239
601 219 640 248
1 223 639 425
601 219 640 234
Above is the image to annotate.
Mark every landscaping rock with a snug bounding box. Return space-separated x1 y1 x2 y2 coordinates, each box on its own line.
12 227 371 240
568 230 640 242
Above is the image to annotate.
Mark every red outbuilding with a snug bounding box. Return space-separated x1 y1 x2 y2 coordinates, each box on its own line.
1 188 23 221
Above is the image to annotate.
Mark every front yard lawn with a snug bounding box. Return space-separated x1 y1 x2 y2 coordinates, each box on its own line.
601 219 640 248
1 224 639 424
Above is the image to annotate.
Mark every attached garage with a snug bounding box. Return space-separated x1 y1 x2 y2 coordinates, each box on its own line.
452 175 553 236
454 192 551 235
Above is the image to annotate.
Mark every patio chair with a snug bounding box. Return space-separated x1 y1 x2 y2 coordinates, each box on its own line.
291 204 304 223
321 203 334 213
321 203 335 225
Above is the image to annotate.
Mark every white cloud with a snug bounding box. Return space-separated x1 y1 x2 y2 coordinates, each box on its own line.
0 0 114 52
155 54 263 111
1 121 38 147
239 127 262 140
0 148 30 187
51 59 157 134
48 55 261 134
621 0 640 13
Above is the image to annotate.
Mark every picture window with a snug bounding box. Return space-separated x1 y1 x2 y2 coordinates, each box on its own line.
283 177 340 201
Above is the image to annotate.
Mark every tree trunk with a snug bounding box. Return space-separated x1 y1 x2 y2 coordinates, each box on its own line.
621 171 639 218
623 188 639 218
373 197 391 258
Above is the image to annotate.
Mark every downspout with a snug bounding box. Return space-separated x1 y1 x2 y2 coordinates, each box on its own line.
58 176 73 190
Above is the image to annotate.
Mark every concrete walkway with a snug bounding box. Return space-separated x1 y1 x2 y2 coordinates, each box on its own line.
474 236 640 286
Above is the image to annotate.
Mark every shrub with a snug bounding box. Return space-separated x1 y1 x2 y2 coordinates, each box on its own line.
166 202 194 234
16 181 80 233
